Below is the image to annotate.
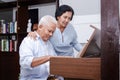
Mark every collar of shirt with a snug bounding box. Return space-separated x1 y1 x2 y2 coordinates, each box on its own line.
34 31 40 40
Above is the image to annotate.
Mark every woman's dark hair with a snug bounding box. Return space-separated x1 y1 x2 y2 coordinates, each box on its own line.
55 5 74 21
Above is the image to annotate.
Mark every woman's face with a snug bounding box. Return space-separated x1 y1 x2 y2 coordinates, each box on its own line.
57 11 72 28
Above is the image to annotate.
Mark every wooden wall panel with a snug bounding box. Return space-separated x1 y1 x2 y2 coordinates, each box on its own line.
101 0 119 80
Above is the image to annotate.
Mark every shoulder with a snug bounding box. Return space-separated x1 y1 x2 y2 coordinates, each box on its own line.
66 23 75 31
47 40 53 47
21 36 35 45
67 23 73 27
66 23 76 33
23 36 34 42
51 27 61 38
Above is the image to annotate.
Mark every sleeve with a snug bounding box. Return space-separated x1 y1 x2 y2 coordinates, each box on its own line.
72 37 83 52
19 37 34 69
48 41 57 56
71 25 83 52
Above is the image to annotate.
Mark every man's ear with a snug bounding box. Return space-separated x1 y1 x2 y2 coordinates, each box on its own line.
37 25 42 31
39 25 43 29
39 25 43 28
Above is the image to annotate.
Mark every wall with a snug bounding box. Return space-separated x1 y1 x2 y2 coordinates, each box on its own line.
28 3 56 20
13 2 56 22
59 0 100 15
71 14 101 47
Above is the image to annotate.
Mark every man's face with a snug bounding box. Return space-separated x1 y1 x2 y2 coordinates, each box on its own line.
57 11 72 28
39 23 56 41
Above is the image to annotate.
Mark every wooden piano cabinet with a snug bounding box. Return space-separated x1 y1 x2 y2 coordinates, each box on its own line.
50 57 101 80
50 25 101 80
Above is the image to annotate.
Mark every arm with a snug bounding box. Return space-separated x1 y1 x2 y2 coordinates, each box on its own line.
19 37 54 69
71 27 83 52
31 41 59 67
67 23 83 52
31 55 52 68
72 25 82 51
72 39 83 52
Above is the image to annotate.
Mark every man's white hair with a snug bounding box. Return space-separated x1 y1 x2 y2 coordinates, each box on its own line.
38 15 57 28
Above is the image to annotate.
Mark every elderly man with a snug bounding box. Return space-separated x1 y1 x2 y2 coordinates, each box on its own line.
19 15 57 80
